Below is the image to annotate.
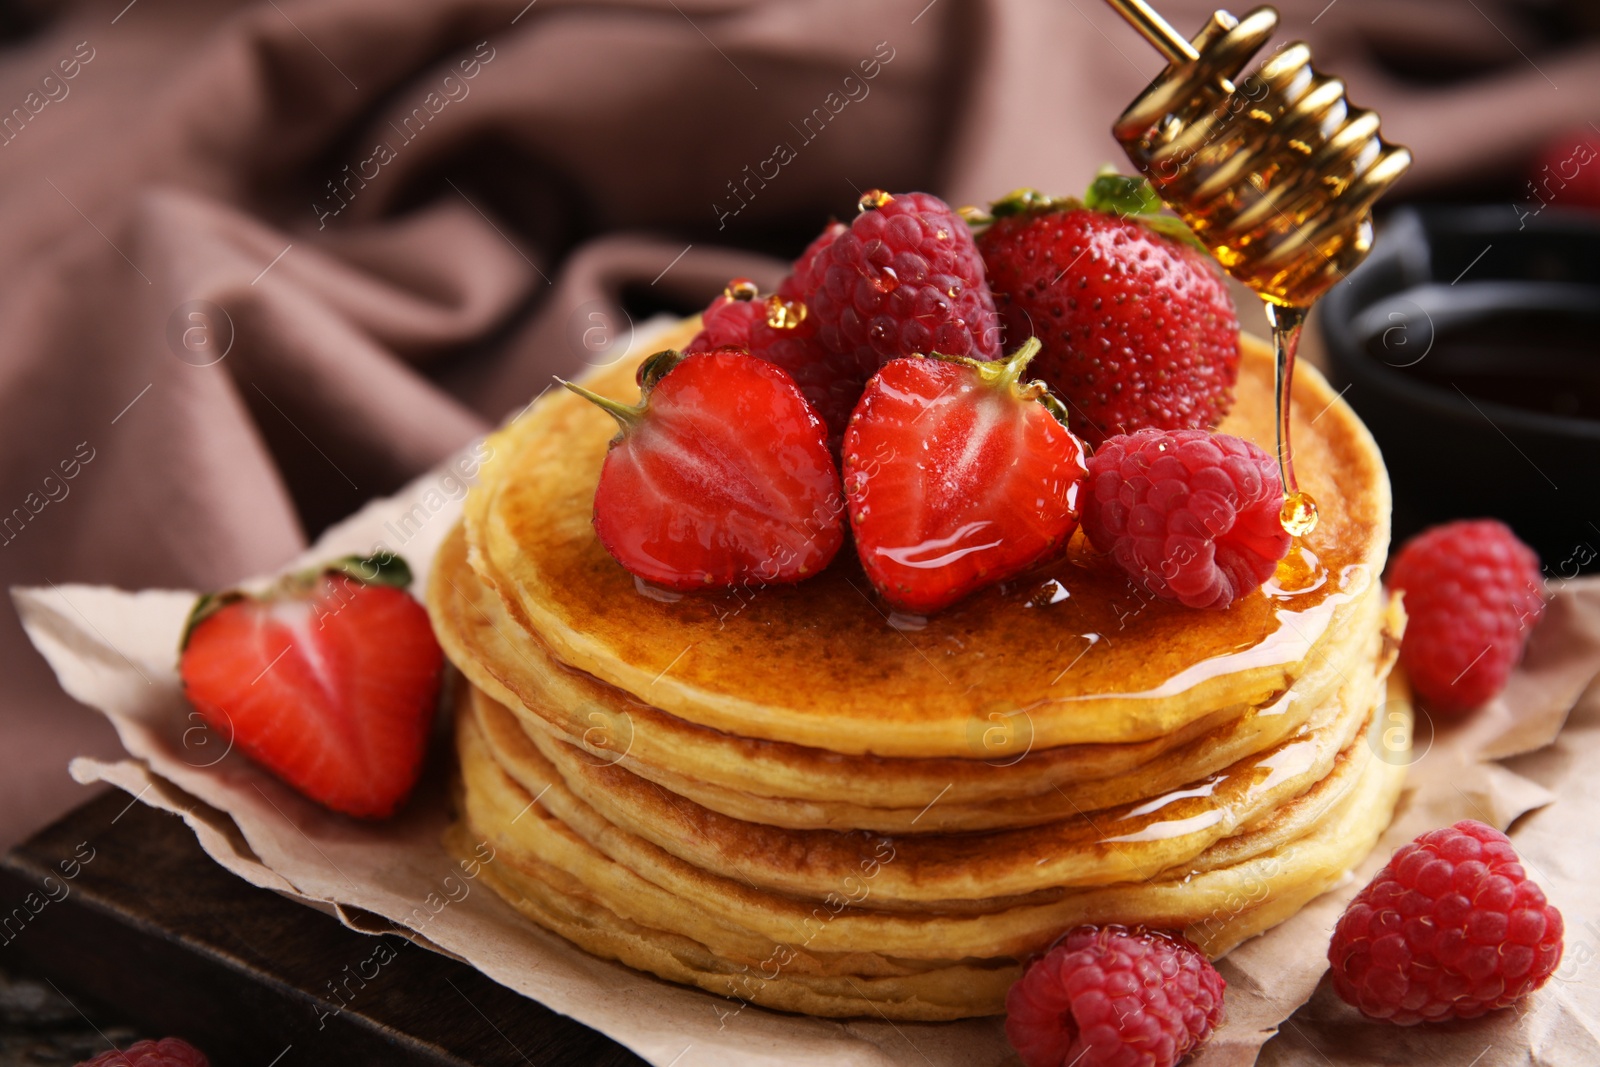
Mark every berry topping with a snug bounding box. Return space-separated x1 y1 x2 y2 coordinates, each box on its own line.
976 175 1240 446
682 278 763 356
77 1038 210 1067
1387 519 1546 715
564 349 844 590
1329 820 1564 1024
178 554 442 819
1005 925 1225 1067
1082 428 1290 610
686 275 855 450
844 338 1087 614
779 220 847 301
805 190 1002 381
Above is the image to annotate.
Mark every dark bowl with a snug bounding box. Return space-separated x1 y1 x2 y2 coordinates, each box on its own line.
1319 206 1600 577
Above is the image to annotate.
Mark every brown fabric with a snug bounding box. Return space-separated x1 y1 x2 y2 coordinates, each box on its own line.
2 0 1596 849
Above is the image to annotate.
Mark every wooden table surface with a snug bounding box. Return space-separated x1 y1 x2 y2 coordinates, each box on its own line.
0 792 646 1067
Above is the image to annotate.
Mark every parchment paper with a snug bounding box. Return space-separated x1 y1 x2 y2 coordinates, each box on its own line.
15 442 1600 1064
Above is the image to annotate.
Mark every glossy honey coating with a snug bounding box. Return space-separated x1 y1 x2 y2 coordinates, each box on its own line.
431 521 1387 833
460 318 1391 758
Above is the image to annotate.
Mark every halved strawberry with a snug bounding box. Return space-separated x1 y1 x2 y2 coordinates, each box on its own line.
844 337 1088 613
563 349 844 589
177 554 443 819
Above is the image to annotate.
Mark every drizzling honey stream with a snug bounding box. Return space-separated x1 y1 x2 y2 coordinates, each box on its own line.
1101 0 1411 535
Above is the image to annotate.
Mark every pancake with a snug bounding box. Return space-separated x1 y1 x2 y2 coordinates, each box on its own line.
467 644 1386 903
437 312 1406 1021
449 670 1412 1019
430 522 1389 831
462 322 1391 757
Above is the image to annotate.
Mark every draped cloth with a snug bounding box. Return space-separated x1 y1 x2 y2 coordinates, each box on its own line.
3 0 1595 849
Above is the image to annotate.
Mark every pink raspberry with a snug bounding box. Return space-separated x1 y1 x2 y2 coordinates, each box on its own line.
1387 519 1545 714
684 278 851 449
77 1038 210 1067
1081 428 1290 609
779 219 846 301
1329 820 1564 1025
1005 925 1225 1067
806 190 1001 380
683 278 764 355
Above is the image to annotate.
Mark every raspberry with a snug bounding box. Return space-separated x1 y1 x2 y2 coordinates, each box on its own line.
1081 428 1290 610
779 220 846 301
806 190 1001 380
1005 925 1225 1067
1329 820 1564 1025
684 279 763 355
77 1038 210 1067
1388 520 1545 714
685 279 853 448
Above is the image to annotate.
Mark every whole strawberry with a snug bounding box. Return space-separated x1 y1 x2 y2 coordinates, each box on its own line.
563 349 844 589
1329 820 1563 1024
977 175 1240 446
77 1038 209 1067
1006 925 1225 1067
844 337 1086 614
1082 427 1290 610
179 554 442 819
1388 519 1545 714
805 190 1002 383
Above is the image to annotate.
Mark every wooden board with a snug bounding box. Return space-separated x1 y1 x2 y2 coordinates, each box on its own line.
0 792 645 1066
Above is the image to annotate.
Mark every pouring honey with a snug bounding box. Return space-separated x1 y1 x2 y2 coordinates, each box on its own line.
1102 0 1411 535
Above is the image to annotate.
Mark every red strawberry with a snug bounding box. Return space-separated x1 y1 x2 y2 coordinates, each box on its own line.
563 349 844 589
976 175 1240 446
178 554 443 819
844 337 1087 614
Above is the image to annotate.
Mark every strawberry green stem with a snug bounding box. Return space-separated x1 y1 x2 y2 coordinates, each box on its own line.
933 336 1043 393
557 348 686 433
986 336 1043 392
558 378 645 432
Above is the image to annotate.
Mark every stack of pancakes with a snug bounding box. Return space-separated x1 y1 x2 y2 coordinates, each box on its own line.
428 319 1411 1021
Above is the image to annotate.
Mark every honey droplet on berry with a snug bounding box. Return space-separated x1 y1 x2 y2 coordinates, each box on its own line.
1280 491 1319 537
858 189 893 213
724 278 759 302
765 294 807 330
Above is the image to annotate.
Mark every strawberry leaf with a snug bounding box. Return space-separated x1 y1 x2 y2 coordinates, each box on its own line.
1085 170 1210 255
326 552 414 590
1083 171 1164 218
179 591 245 651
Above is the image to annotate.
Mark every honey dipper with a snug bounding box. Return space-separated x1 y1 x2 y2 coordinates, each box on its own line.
1101 0 1411 534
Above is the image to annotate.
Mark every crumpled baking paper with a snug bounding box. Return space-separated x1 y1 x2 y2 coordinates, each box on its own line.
16 446 1600 1067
